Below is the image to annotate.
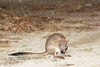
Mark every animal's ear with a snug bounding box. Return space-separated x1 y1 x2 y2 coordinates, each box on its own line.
65 46 68 51
59 37 61 41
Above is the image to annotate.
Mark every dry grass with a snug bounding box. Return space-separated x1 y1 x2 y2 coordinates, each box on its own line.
0 13 64 32
0 0 100 33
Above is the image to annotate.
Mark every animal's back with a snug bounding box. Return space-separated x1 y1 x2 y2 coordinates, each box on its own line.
46 33 66 46
45 33 66 53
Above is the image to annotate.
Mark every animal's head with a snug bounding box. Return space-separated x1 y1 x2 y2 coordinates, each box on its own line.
59 37 68 54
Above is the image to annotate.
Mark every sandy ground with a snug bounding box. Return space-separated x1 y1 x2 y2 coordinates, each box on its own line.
0 29 100 67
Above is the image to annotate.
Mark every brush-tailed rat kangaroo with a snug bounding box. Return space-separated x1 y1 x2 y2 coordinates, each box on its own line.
9 33 69 59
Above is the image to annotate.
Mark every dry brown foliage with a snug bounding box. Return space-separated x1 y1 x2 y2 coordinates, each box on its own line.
0 13 63 33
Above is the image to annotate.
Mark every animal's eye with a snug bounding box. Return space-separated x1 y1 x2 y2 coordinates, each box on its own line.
65 45 66 46
59 44 61 46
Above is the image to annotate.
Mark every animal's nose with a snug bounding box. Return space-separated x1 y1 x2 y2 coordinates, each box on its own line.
61 51 65 54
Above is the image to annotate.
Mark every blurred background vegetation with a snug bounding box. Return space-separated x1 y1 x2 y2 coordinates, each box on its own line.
0 0 100 32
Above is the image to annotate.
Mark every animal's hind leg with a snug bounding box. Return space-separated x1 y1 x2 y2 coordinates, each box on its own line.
54 55 65 59
61 53 72 57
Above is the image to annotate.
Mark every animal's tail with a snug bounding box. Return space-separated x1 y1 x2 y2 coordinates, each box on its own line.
9 51 47 56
